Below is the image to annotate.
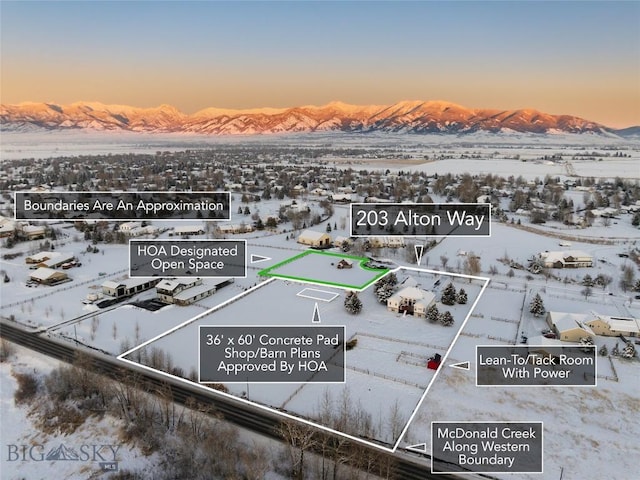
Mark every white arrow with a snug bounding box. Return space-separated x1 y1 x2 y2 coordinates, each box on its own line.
406 443 428 454
312 302 321 323
250 254 271 264
414 244 425 266
450 361 470 371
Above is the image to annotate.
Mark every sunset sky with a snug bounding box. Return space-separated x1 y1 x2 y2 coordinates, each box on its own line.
1 1 639 128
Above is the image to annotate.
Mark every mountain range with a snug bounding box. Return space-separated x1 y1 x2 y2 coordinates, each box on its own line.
0 100 633 136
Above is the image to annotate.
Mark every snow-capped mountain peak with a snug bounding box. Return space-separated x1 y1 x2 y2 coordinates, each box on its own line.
0 100 617 136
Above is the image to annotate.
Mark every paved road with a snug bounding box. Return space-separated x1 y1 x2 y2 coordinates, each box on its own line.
1 318 497 480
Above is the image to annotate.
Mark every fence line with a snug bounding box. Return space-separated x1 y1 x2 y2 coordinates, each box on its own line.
491 316 519 324
345 364 426 389
1 269 128 310
357 331 446 350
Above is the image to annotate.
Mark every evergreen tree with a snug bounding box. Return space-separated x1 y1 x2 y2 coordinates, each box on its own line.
441 282 457 306
326 222 332 232
529 293 546 317
385 272 398 286
582 274 594 287
598 344 608 356
426 304 439 323
374 282 395 303
439 311 454 326
621 341 636 359
456 288 468 305
579 336 594 353
344 291 363 315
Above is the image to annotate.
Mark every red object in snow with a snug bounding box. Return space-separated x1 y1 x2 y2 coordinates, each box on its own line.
427 353 442 370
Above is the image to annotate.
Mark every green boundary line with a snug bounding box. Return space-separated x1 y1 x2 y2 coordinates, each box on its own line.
258 249 389 290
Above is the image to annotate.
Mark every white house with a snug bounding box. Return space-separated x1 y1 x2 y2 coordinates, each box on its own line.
387 286 435 317
333 236 353 248
218 223 254 234
369 236 405 248
26 251 57 264
20 224 46 239
330 193 353 203
118 221 142 234
538 250 593 268
156 278 203 303
0 216 15 238
102 277 160 299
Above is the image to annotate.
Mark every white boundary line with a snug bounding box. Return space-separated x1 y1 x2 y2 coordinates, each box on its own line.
117 266 490 453
392 271 490 451
296 287 340 302
118 277 277 358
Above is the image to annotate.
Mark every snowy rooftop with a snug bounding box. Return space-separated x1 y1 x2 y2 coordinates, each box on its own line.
26 251 58 262
592 314 640 334
391 286 430 301
298 229 329 241
174 225 203 234
540 250 592 261
173 281 220 301
549 312 595 335
156 278 200 293
29 267 62 281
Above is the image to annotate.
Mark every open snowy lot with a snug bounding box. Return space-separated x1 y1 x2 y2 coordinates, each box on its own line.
123 269 486 445
258 250 389 289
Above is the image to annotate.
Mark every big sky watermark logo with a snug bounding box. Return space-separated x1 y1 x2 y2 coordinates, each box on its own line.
6 442 121 472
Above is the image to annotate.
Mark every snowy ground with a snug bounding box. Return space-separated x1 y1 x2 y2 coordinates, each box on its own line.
0 347 158 479
1 133 639 479
403 343 639 480
258 250 389 289
124 270 485 445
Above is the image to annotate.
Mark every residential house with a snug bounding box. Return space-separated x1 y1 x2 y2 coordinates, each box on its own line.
387 287 435 317
538 250 593 268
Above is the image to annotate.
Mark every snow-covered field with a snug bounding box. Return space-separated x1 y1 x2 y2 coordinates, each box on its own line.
124 270 485 445
259 250 389 289
1 132 639 479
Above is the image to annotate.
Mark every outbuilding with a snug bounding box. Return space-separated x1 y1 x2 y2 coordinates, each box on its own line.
546 312 595 342
297 229 331 248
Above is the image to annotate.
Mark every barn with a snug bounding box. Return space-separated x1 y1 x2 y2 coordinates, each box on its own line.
546 312 595 342
297 229 331 248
